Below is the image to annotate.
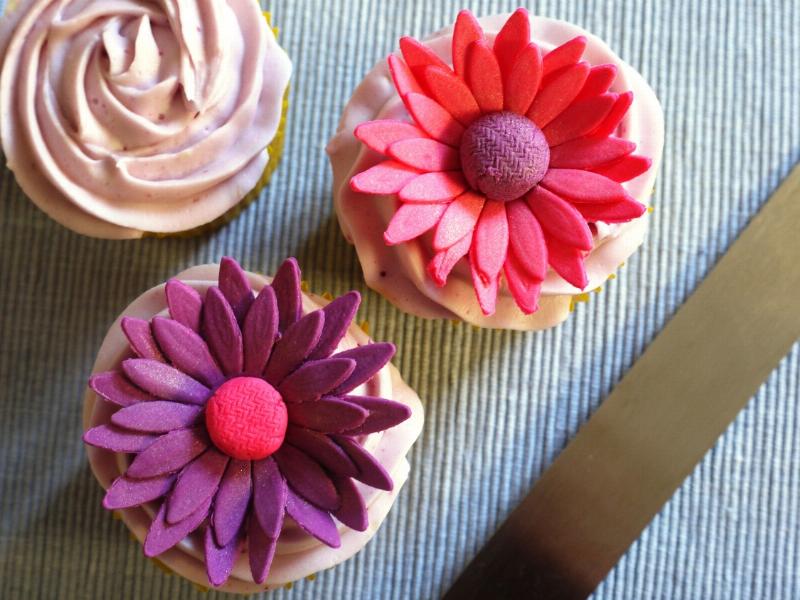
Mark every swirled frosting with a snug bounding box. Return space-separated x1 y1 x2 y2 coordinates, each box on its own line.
0 0 291 238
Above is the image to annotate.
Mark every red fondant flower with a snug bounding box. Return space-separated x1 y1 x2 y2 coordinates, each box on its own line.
350 8 652 315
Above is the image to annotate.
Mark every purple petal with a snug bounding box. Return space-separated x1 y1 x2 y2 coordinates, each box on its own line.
204 524 240 587
242 286 278 376
203 287 244 376
89 371 154 407
285 425 357 478
286 397 367 434
285 487 341 548
213 460 252 547
165 279 203 333
264 311 324 384
277 358 356 403
333 477 368 531
122 359 210 405
166 448 229 523
83 425 157 453
339 396 412 436
144 496 212 557
248 516 278 584
273 445 340 511
271 258 302 333
111 400 202 433
151 317 224 387
252 457 287 538
331 343 396 395
103 474 176 509
333 436 393 491
121 317 164 361
126 428 208 479
219 257 254 324
309 292 361 360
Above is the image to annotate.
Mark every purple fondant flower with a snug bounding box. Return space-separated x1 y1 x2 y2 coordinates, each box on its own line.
84 257 411 587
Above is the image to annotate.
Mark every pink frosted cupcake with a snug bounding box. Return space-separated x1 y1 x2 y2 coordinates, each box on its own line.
83 257 423 592
329 8 664 330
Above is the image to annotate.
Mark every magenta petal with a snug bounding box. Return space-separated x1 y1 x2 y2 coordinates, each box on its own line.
252 457 287 538
340 396 412 436
219 257 253 324
205 525 240 588
333 436 393 491
278 358 356 403
89 371 154 407
167 449 229 523
309 291 361 360
242 286 279 376
264 311 324 384
122 359 210 405
126 428 208 479
144 496 212 557
285 487 341 548
120 317 164 361
285 426 358 478
83 425 157 453
286 397 367 433
274 445 340 511
103 474 176 509
333 477 368 532
248 516 278 584
271 258 302 333
111 400 202 433
213 460 252 547
203 287 244 377
331 343 395 395
165 279 203 333
151 317 224 387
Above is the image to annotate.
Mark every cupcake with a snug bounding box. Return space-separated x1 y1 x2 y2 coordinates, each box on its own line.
83 257 423 592
0 0 291 238
329 8 664 330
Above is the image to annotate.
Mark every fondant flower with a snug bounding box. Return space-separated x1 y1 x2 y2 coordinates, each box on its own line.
84 258 410 587
350 8 652 315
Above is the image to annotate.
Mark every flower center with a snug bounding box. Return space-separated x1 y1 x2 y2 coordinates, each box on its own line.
459 111 550 202
205 377 288 460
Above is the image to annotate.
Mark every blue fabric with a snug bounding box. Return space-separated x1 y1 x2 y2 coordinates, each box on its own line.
1 1 799 598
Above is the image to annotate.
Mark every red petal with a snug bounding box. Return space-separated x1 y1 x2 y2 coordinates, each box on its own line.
350 160 420 195
549 136 636 169
422 66 482 126
575 197 647 223
399 36 450 84
527 62 590 128
504 43 542 115
428 233 472 286
405 92 465 146
465 40 503 113
452 10 484 77
433 191 485 251
541 36 587 78
387 54 424 97
591 154 652 182
493 8 531 78
547 241 588 290
504 252 543 314
505 199 547 280
384 202 447 245
527 187 593 251
354 120 426 155
541 169 630 204
543 93 616 146
399 171 466 203
576 64 617 101
472 201 509 281
470 250 499 315
388 137 459 171
591 91 633 137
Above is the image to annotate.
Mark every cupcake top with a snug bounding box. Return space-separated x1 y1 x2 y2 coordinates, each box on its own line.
83 258 424 592
0 0 291 238
329 8 664 329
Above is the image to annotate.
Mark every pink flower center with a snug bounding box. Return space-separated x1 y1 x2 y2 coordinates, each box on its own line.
459 111 550 202
205 377 288 460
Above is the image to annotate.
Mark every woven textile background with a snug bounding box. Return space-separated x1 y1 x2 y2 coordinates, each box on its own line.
1 0 799 598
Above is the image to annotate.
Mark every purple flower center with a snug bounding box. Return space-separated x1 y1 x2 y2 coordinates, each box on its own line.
459 111 550 202
205 377 288 460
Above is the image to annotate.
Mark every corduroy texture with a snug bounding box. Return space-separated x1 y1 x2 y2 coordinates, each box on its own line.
0 1 799 599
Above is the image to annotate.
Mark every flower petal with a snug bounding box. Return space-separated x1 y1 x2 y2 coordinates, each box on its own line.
339 396 412 436
287 397 368 433
470 253 500 316
333 477 368 532
152 317 224 388
404 92 465 146
333 436 393 491
421 65 481 125
143 496 212 557
576 64 617 101
399 36 450 85
354 120 426 155
83 424 157 453
591 154 652 183
278 358 357 403
275 444 340 511
428 231 472 286
285 487 341 548
504 253 543 314
264 310 325 384
385 202 447 246
527 187 593 251
252 457 287 538
504 43 542 115
330 342 396 395
433 191 484 251
242 285 279 376
203 287 244 377
506 199 548 281
548 136 636 169
309 291 361 360
219 257 253 324
547 238 589 289
285 425 358 478
126 428 209 479
493 8 530 78
350 160 421 195
167 448 229 524
541 169 631 204
591 91 633 137
541 36 587 78
527 62 590 128
387 137 460 171
575 197 647 223
205 525 240 588
248 516 278 584
271 258 302 333
122 358 210 405
89 371 154 407
399 171 467 203
472 201 509 282
465 40 503 113
543 93 616 147
452 9 483 77
111 400 202 433
387 53 425 99
213 460 252 547
165 279 202 333
103 474 175 510
121 317 164 361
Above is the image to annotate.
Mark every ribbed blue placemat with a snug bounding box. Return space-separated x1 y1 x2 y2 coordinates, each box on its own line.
1 1 798 598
